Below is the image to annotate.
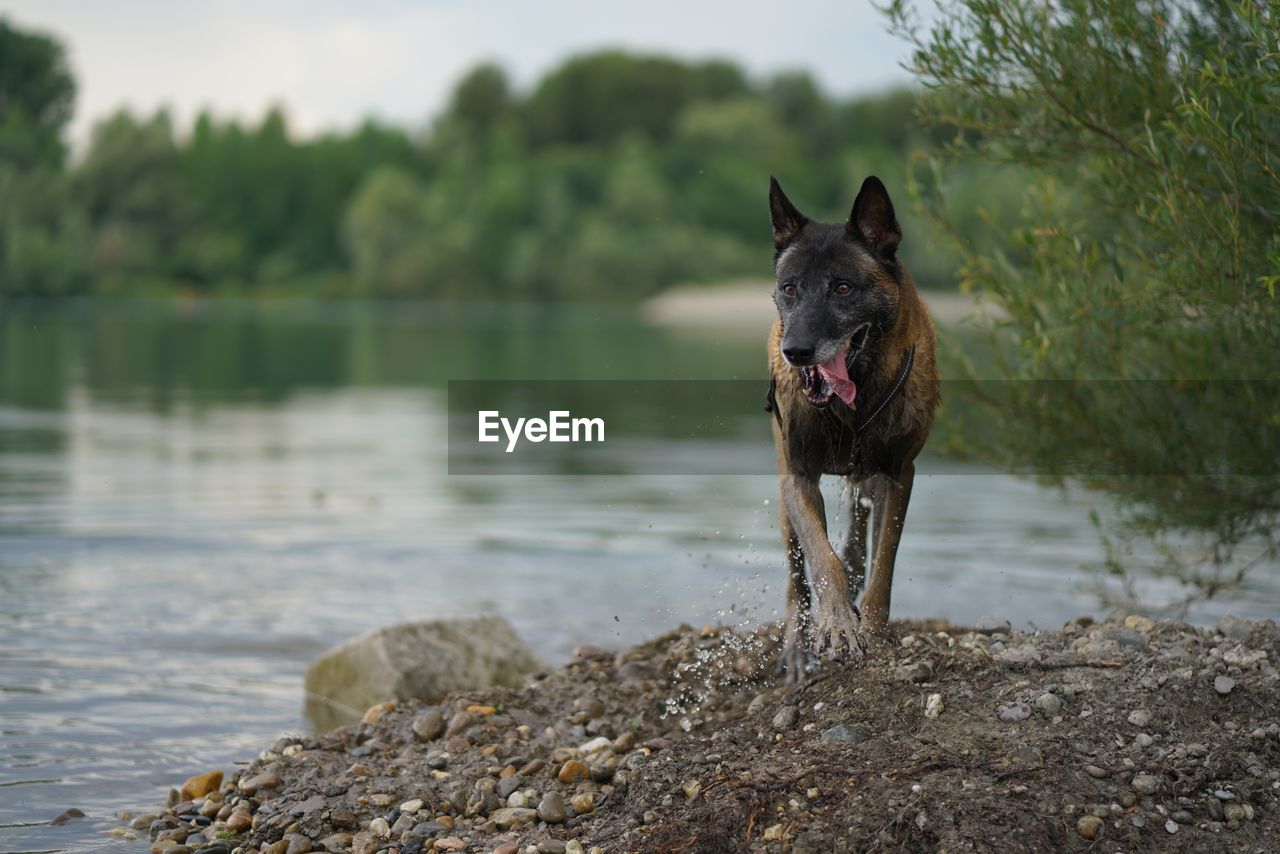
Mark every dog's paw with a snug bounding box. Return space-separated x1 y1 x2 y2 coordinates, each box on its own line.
812 603 868 661
774 635 815 684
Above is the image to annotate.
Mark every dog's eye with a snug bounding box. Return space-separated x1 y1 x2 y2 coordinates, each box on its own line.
833 281 853 295
779 281 797 297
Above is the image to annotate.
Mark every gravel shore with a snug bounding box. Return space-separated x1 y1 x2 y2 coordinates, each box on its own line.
123 613 1278 852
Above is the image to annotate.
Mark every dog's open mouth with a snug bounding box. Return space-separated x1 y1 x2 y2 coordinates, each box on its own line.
798 323 870 410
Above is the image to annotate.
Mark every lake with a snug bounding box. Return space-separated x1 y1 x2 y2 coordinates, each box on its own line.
1 298 1274 853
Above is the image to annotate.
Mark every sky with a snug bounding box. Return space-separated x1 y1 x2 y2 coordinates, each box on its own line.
4 0 918 143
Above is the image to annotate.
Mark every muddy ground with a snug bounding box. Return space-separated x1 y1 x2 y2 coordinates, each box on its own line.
130 613 1278 852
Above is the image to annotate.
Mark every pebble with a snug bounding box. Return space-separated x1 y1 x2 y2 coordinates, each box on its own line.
682 779 701 799
1171 810 1193 825
565 842 585 854
924 693 944 719
494 844 520 854
1126 709 1151 727
444 712 472 738
821 724 873 744
361 701 393 724
537 841 566 854
1130 774 1159 795
319 834 353 851
1035 693 1061 715
772 706 799 729
1207 797 1225 820
412 710 446 741
368 817 391 838
435 838 466 851
1076 815 1103 839
179 771 222 802
894 661 933 683
1223 804 1246 822
1164 819 1178 833
50 808 85 825
1134 733 1153 748
570 794 595 815
239 772 280 795
286 835 312 854
1214 675 1236 695
558 760 589 783
762 823 784 841
976 616 1012 634
1084 765 1108 779
225 811 252 832
997 703 1031 722
538 792 566 823
490 807 538 830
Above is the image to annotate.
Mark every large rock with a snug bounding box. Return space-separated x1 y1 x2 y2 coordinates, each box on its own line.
304 616 542 730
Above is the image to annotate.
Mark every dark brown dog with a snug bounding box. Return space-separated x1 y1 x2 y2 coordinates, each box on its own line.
765 176 939 676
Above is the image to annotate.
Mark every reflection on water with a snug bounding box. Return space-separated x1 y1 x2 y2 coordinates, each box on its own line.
1 299 1274 852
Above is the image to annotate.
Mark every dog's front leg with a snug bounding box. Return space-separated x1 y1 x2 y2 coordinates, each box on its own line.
861 462 915 634
780 473 866 660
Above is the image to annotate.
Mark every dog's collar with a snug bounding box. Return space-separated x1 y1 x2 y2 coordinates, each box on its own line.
854 344 916 435
764 344 916 436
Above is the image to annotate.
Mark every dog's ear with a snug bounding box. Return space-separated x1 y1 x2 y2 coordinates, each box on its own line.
769 176 808 250
848 176 901 259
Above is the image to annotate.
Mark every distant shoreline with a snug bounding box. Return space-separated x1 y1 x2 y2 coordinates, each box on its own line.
644 281 1004 331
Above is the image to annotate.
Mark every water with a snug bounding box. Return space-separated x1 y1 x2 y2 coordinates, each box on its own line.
1 299 1274 853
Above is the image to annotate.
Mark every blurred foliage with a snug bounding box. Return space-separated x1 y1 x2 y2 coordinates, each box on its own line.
889 0 1279 603
0 19 1024 299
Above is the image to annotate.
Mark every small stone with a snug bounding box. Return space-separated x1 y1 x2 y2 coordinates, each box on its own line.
350 831 376 854
1214 675 1236 695
762 823 784 841
976 616 1012 634
893 661 933 683
497 776 523 800
682 779 701 799
1171 810 1193 825
507 792 530 808
1164 819 1178 834
286 835 312 854
1084 765 1108 779
239 772 279 795
772 706 799 729
924 693 944 719
578 736 611 754
362 701 394 724
1130 774 1159 795
537 841 566 854
319 833 354 851
369 817 391 838
1126 709 1151 727
490 807 538 830
434 837 466 852
466 704 496 715
565 842 585 854
160 846 193 854
570 794 595 815
821 724 872 744
1223 804 1246 822
747 694 768 714
538 792 566 823
444 712 472 738
1076 815 1103 839
225 812 252 833
412 710 446 742
399 798 424 814
1134 733 1153 748
50 808 85 825
558 760 589 783
1213 789 1235 801
1123 614 1155 633
494 845 520 854
179 771 223 802
130 814 159 830
997 702 1031 722
1036 693 1062 715
612 732 636 752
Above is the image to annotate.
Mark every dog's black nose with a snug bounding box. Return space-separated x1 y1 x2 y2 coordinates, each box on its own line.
783 345 815 365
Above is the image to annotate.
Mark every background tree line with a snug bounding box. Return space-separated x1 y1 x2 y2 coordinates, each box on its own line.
1 17 1021 300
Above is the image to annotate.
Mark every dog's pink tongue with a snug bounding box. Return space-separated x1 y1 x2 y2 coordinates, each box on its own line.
817 350 858 409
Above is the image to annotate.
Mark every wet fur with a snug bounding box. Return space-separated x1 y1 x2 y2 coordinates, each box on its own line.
767 176 939 676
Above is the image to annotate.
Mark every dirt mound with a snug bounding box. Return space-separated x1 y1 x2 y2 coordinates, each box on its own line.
134 614 1278 852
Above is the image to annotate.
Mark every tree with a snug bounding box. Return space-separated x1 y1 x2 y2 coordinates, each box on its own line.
887 0 1280 604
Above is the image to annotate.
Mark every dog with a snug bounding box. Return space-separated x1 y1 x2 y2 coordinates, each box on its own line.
764 175 939 676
